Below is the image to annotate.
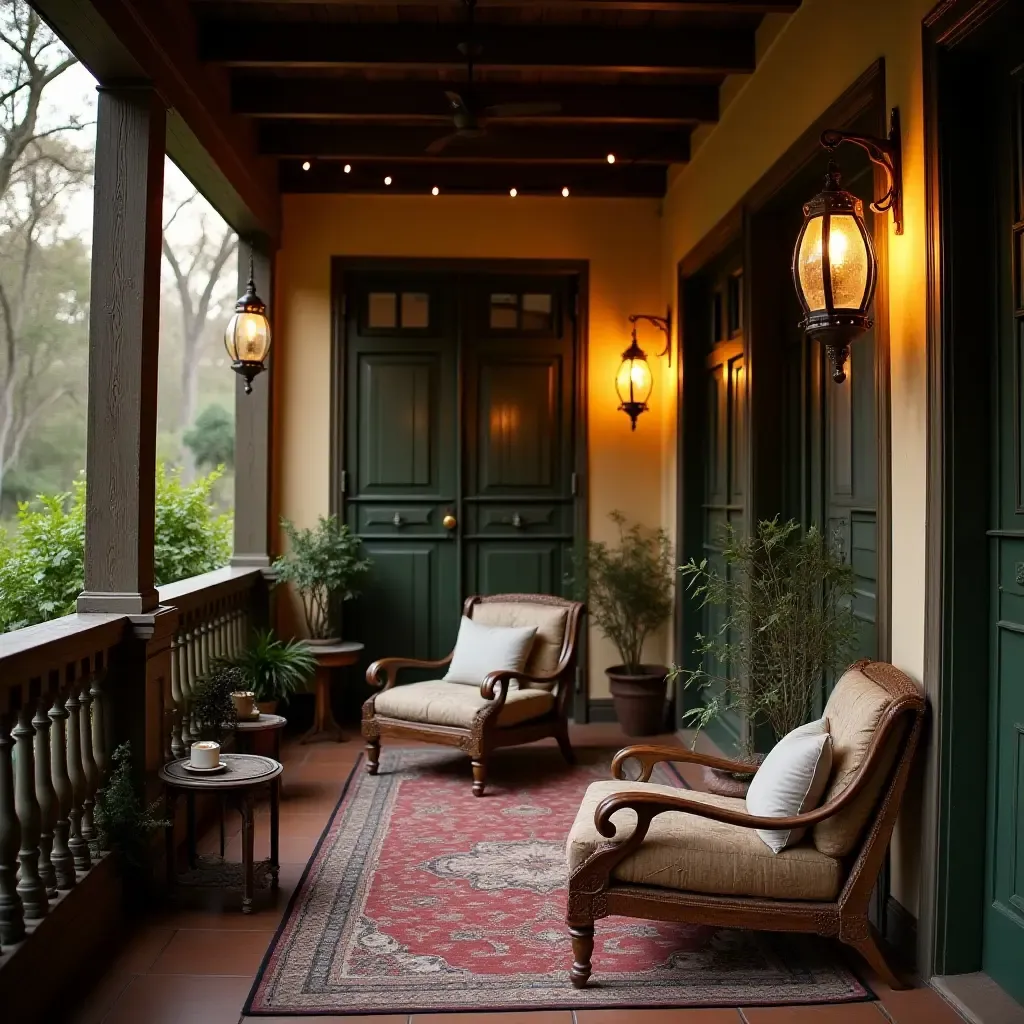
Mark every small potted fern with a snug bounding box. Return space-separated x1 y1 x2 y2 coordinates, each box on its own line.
230 629 317 714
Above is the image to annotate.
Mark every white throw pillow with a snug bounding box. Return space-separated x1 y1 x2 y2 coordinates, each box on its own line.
443 616 538 688
745 717 833 854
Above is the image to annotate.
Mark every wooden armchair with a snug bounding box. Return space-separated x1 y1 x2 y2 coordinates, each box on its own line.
565 660 925 991
362 593 584 796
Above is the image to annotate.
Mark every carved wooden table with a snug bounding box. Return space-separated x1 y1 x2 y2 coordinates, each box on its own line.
160 753 283 913
301 641 364 743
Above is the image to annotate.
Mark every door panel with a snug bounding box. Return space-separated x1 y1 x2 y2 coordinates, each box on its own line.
985 61 1024 997
342 267 578 682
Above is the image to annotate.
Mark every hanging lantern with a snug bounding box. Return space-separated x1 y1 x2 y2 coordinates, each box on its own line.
615 329 654 430
791 160 877 384
224 253 272 394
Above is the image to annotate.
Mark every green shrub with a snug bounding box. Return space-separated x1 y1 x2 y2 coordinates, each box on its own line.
0 464 232 633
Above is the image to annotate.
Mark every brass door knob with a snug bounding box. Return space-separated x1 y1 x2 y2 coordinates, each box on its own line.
442 513 457 530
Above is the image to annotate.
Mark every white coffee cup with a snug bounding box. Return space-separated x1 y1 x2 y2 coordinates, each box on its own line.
190 740 221 769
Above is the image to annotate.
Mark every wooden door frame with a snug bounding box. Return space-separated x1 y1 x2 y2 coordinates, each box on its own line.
919 0 1015 981
329 256 591 722
675 59 893 705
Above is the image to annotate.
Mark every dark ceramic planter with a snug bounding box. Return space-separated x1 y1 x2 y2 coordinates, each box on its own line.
606 665 670 736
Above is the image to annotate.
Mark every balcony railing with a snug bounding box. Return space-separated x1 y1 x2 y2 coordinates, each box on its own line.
0 565 269 1020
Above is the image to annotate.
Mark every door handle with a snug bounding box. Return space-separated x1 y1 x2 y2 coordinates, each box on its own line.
442 513 457 530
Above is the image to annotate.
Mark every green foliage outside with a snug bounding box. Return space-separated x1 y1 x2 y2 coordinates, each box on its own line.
675 517 859 750
274 516 372 640
0 464 232 633
569 510 675 673
183 403 235 472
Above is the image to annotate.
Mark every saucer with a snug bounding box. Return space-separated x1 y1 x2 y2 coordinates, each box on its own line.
183 760 227 774
237 711 262 722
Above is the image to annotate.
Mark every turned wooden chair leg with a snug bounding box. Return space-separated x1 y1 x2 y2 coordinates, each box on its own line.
365 740 380 775
556 725 575 765
569 924 594 988
846 924 907 990
471 758 487 797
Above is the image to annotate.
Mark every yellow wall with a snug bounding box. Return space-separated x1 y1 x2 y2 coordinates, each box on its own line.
275 193 668 698
659 0 935 915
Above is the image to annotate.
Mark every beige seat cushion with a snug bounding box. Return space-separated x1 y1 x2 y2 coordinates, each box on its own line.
470 602 569 685
372 679 555 729
567 781 842 901
813 665 901 857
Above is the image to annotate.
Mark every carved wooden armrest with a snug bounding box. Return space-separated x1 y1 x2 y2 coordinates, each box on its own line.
611 743 759 782
365 655 452 691
479 668 559 709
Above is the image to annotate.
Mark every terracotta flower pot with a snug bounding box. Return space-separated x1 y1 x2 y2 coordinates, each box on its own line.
606 665 669 736
256 700 278 716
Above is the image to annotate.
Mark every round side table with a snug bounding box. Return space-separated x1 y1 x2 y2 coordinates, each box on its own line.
160 753 283 913
235 713 287 760
302 641 364 744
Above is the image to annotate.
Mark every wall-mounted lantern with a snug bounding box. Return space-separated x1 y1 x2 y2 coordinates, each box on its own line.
224 252 272 394
791 108 902 384
616 311 671 430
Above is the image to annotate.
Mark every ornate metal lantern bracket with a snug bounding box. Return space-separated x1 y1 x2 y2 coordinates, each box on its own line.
627 311 673 366
820 106 903 235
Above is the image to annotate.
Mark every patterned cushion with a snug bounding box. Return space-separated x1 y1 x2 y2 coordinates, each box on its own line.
567 781 842 901
372 679 555 730
469 602 569 686
812 666 901 857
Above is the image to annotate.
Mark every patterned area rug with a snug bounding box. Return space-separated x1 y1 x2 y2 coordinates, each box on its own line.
245 746 870 1015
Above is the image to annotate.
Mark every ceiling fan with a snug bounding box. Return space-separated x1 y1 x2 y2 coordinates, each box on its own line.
425 0 562 156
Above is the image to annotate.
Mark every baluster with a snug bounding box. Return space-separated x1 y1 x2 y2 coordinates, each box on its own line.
49 688 75 889
216 605 228 659
196 617 208 680
169 633 184 759
78 670 99 853
65 682 91 873
14 700 47 919
91 661 110 786
34 686 57 897
0 706 25 944
182 623 197 746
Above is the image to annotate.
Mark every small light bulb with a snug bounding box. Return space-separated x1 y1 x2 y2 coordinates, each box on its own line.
301 160 311 172
509 188 517 197
561 186 570 197
431 186 439 196
384 175 392 186
343 164 352 174
606 153 616 164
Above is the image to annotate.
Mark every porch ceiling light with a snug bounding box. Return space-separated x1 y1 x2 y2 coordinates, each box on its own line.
224 252 271 395
616 312 671 431
792 108 902 384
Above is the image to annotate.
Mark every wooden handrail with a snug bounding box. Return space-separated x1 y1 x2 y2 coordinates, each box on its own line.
157 565 266 615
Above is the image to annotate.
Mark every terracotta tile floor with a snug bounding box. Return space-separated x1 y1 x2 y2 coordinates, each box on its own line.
67 725 962 1024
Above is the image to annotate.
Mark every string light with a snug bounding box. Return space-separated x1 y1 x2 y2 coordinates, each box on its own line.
606 153 616 164
343 164 352 174
509 188 517 197
384 175 392 186
301 160 311 172
431 186 439 196
561 186 570 197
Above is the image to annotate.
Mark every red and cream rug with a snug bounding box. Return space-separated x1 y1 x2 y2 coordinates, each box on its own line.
245 746 870 1015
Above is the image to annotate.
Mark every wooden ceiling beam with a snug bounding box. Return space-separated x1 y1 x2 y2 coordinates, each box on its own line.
197 0 797 12
281 159 667 197
232 78 719 124
200 22 755 75
260 122 690 162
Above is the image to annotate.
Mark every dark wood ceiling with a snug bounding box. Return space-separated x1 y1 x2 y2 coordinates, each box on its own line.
190 0 798 197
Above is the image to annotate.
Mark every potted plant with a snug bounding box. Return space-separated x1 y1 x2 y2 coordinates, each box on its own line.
273 515 372 643
675 517 858 773
190 663 242 741
571 511 675 735
94 742 170 905
228 628 317 714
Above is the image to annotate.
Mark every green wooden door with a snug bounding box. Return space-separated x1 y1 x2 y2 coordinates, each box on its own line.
701 261 746 751
983 60 1024 1003
342 268 579 675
